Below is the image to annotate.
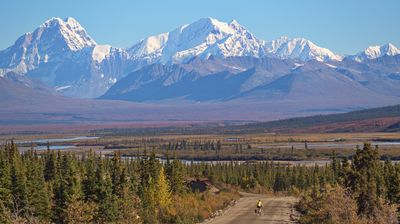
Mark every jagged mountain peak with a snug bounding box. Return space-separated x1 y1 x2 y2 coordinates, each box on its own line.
0 17 130 98
41 17 85 30
265 36 342 62
188 17 235 34
0 16 97 70
37 16 96 51
184 17 244 31
128 17 265 64
229 19 240 25
1 16 97 59
2 16 400 102
384 42 397 49
128 18 343 63
349 43 400 62
370 43 399 56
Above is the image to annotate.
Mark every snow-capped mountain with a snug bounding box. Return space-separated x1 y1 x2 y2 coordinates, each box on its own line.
128 17 266 64
102 54 400 104
348 43 400 62
264 36 342 61
128 17 343 64
0 17 95 76
0 17 130 98
1 16 399 101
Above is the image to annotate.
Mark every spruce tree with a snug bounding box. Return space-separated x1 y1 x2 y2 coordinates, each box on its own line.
331 150 339 184
97 171 120 222
82 151 98 202
44 147 57 182
0 199 11 224
8 142 28 218
52 154 82 223
384 160 400 204
110 151 124 197
167 158 186 194
25 151 51 221
0 148 12 213
351 143 381 218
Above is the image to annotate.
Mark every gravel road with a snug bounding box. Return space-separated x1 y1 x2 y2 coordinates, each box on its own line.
205 192 299 224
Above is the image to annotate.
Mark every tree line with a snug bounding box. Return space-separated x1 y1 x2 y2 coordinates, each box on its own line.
0 141 399 223
297 143 400 223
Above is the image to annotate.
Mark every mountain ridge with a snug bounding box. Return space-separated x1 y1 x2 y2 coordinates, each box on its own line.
347 43 400 62
101 55 400 105
0 16 399 100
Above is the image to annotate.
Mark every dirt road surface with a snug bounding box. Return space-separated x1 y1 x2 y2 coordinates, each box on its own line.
205 192 298 224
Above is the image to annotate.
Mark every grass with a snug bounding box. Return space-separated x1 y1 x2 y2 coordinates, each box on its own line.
165 189 240 223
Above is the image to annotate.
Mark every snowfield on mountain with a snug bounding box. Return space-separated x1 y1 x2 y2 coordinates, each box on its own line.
0 17 399 103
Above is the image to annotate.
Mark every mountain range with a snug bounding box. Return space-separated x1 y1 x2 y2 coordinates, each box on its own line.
0 17 399 112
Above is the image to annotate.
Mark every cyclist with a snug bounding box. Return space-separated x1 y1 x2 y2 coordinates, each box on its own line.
256 200 263 215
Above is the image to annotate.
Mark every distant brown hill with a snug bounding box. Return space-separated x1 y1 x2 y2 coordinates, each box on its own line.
223 105 400 134
88 105 400 136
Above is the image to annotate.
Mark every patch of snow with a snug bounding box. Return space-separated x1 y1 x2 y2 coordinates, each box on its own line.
92 45 111 63
227 65 246 71
109 78 117 84
293 63 304 69
325 63 337 68
130 33 168 60
55 85 71 91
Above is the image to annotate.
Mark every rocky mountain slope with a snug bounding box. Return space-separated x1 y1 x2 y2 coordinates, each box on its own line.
0 17 399 106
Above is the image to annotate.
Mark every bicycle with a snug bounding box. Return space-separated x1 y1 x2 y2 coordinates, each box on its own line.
255 207 264 216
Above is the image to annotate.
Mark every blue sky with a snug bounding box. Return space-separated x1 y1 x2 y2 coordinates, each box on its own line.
1 0 399 55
